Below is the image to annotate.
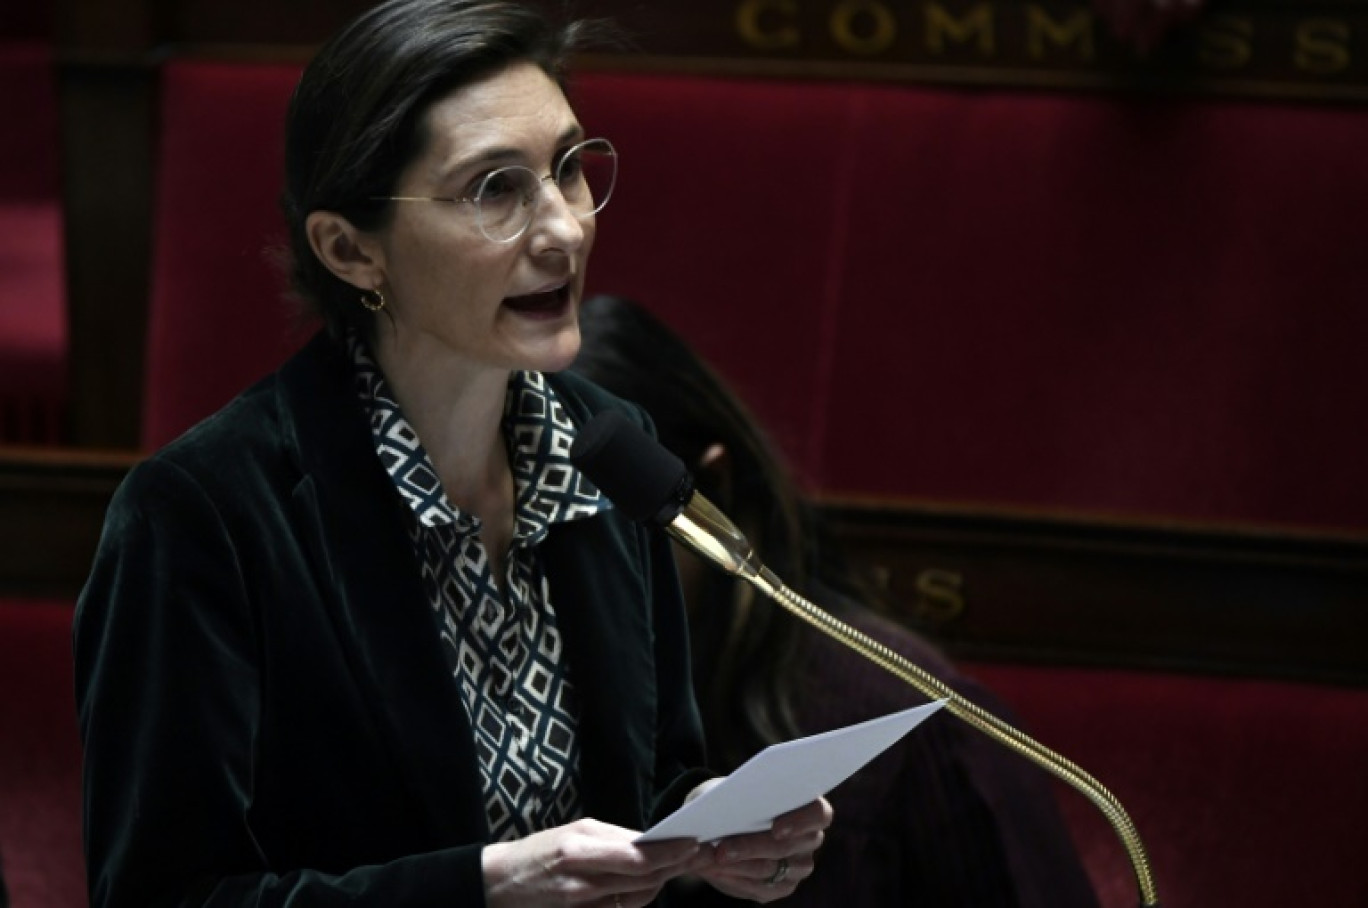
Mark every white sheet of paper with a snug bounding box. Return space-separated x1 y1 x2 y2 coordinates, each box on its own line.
636 699 947 843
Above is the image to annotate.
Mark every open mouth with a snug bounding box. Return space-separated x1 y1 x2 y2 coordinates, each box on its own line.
503 283 570 317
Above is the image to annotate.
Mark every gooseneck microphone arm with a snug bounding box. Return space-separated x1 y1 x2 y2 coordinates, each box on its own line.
571 410 1159 908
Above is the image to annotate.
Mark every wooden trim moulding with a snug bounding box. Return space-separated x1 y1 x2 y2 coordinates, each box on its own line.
820 495 1368 686
0 448 141 599
3 450 1363 686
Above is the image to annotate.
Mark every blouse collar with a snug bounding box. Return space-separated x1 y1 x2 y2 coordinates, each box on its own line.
348 334 610 545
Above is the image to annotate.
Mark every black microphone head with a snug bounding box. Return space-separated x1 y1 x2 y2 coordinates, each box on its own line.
570 410 694 525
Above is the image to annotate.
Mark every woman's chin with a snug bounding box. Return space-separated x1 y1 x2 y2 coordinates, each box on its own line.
521 325 582 374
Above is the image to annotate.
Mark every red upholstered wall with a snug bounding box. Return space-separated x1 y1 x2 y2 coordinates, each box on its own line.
143 63 1368 533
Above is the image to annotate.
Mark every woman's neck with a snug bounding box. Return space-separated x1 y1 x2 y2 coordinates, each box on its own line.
374 337 518 574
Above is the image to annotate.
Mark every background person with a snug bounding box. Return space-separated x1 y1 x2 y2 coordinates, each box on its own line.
574 293 1100 907
72 3 828 906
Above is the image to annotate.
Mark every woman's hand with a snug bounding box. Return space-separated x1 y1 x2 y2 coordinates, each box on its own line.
482 817 708 908
692 796 834 903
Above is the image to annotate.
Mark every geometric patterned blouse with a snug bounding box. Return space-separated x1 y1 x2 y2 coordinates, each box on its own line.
350 337 611 841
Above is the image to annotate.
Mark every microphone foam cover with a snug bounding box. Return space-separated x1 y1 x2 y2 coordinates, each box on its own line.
570 410 693 524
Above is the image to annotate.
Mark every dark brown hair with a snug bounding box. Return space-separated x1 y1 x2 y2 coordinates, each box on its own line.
281 0 609 340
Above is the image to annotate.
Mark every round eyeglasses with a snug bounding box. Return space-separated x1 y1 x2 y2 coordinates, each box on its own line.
373 137 617 244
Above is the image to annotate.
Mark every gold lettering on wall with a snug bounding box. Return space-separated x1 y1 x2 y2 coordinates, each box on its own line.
913 568 966 625
925 3 995 56
1198 16 1254 70
831 0 899 55
1295 19 1352 74
1026 5 1095 61
736 0 801 50
720 0 1363 98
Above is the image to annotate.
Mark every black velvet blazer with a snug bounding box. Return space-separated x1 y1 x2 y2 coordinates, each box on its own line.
74 334 708 908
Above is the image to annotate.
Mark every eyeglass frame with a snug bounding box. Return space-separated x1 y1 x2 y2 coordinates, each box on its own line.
369 136 617 244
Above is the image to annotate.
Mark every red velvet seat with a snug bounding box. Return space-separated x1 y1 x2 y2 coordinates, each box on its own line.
0 598 85 908
821 87 1368 530
579 72 1368 534
0 42 66 446
141 60 312 451
572 72 856 475
964 662 1368 907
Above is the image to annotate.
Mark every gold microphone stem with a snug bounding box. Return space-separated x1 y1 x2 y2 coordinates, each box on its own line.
762 570 1158 907
664 502 1159 907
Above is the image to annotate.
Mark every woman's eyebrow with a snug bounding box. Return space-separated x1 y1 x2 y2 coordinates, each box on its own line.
436 123 587 182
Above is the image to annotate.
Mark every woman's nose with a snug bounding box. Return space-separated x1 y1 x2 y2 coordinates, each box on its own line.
526 179 587 252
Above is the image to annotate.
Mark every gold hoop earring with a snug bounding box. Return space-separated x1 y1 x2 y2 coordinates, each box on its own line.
359 288 386 312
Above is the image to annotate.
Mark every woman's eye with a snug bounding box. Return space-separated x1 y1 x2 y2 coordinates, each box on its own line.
556 150 584 183
477 170 519 200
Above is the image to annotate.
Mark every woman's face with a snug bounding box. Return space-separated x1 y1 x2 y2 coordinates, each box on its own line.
369 61 595 375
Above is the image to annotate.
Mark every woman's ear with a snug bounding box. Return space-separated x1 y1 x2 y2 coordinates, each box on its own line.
305 210 387 291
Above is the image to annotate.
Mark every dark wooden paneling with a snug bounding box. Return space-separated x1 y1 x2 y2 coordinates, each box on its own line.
53 0 1368 101
58 63 155 449
54 0 151 52
0 448 137 598
160 0 371 46
569 0 1368 102
824 498 1368 684
50 0 1368 102
3 448 1364 684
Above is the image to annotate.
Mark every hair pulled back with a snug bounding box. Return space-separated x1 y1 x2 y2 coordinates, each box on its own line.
282 0 603 339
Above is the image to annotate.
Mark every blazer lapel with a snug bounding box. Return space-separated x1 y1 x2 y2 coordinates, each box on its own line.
541 514 656 829
278 335 488 844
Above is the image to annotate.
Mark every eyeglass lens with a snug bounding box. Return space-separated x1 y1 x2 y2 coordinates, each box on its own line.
474 139 617 242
